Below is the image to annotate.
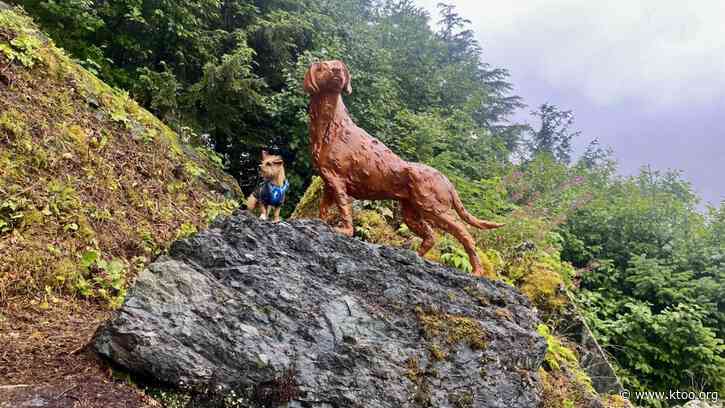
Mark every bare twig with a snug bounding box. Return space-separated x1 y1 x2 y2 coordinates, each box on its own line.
5 180 41 199
54 383 78 400
0 384 30 389
69 341 89 355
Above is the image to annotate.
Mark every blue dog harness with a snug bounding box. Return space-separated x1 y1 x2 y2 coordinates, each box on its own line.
258 179 289 207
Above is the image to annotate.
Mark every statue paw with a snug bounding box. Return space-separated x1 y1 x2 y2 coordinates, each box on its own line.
334 226 354 237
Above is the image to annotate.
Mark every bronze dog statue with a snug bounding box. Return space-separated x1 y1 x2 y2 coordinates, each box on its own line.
304 60 503 276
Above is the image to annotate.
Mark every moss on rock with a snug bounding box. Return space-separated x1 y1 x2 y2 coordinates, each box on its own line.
416 306 488 352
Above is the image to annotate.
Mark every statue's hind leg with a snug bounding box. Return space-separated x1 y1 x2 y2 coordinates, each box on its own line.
428 211 485 277
401 201 435 257
319 184 336 223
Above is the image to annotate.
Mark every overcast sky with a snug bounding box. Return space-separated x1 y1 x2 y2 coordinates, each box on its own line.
415 0 724 207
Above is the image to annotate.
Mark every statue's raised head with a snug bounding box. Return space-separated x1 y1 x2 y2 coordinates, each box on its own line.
303 60 352 96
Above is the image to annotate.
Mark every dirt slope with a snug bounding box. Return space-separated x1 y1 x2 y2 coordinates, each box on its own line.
0 5 241 406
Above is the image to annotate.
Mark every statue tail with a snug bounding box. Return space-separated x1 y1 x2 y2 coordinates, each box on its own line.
451 188 504 230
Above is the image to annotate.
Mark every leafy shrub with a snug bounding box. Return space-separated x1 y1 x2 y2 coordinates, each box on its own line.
0 31 43 67
74 249 127 309
439 236 473 273
0 197 28 234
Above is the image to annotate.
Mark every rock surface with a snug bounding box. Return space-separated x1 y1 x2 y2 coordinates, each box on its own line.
95 211 547 407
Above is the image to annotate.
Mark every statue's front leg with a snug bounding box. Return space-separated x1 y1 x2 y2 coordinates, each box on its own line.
319 184 335 224
320 174 353 236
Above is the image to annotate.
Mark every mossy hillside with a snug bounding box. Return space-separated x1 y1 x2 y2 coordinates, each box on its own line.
0 6 241 306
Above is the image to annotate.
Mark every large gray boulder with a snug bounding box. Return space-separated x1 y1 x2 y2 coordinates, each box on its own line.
95 211 547 407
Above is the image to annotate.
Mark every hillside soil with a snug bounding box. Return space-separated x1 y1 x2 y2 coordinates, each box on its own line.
0 6 239 407
0 298 155 407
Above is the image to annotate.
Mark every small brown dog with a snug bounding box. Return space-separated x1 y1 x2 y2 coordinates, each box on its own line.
246 150 289 222
304 60 503 276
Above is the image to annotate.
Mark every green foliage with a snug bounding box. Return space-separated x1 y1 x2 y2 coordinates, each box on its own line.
18 0 524 209
581 299 725 405
0 31 43 67
175 222 198 239
75 249 127 308
563 168 725 403
538 324 578 371
0 8 241 306
439 237 473 273
0 197 28 233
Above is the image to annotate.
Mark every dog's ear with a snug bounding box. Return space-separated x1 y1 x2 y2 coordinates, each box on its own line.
303 62 320 94
341 61 352 95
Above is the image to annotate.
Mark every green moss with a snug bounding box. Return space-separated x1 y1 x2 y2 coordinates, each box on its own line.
428 342 447 361
203 198 239 224
290 175 324 219
183 161 205 179
448 391 474 408
537 324 602 408
175 223 198 239
354 209 405 246
0 8 36 33
53 257 79 289
602 394 629 408
0 109 27 139
537 324 578 371
404 357 432 406
416 306 488 352
519 262 568 312
540 368 597 408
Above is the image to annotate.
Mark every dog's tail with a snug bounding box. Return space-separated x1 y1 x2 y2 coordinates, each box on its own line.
451 188 504 230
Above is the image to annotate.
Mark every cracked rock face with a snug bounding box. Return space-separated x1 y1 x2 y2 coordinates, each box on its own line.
95 211 547 407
